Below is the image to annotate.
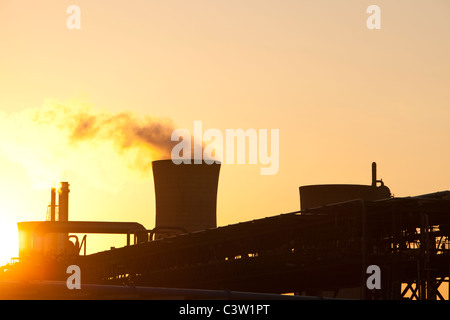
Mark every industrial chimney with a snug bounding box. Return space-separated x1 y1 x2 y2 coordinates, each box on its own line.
58 182 70 221
152 159 221 237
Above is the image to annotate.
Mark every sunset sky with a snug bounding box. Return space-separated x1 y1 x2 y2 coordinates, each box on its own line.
0 0 449 265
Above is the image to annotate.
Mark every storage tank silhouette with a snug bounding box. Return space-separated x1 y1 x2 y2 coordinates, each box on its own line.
300 162 391 210
152 159 221 238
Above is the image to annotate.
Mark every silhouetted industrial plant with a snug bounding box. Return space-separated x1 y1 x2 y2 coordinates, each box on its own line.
1 161 449 300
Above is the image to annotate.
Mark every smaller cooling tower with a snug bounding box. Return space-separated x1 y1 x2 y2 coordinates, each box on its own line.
299 162 391 210
152 159 221 236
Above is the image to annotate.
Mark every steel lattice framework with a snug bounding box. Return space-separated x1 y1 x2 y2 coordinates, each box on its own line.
66 193 450 300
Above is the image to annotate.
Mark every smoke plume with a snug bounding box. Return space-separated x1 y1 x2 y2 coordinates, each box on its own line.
0 100 178 191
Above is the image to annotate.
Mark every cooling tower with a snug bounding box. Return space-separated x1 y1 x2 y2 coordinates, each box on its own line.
152 159 221 236
299 162 391 210
300 184 391 210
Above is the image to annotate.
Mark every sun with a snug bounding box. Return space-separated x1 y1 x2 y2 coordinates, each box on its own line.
0 217 19 266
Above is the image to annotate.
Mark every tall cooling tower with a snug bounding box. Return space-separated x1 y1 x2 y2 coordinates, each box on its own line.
152 159 221 236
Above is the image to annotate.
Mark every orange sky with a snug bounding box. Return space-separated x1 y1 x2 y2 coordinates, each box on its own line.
0 0 450 264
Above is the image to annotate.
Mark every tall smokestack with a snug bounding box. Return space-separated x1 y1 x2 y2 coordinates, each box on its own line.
50 187 56 221
152 160 221 236
58 182 70 221
372 162 377 187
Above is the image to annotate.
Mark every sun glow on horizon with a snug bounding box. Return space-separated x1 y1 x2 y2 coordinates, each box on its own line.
0 216 19 266
0 99 172 267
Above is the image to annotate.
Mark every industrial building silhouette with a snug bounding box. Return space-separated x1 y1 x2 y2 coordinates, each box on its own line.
1 161 449 300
